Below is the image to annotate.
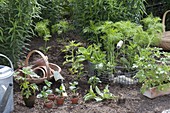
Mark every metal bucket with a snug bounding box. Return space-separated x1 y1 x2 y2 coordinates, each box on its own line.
0 54 14 113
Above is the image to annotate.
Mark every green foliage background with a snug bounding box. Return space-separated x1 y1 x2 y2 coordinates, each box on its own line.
72 0 146 30
146 0 170 30
37 0 72 25
0 0 41 67
0 0 168 67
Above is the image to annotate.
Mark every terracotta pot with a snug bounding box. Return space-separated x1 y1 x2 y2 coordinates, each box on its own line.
44 100 53 108
56 96 65 105
143 85 170 98
70 96 79 104
48 94 56 101
23 95 36 108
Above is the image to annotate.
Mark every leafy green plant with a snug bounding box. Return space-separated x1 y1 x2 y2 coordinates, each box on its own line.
136 15 162 47
77 43 114 80
69 81 79 95
55 84 66 96
133 47 170 93
84 16 162 71
84 85 118 102
38 0 72 25
72 0 146 32
88 76 101 89
20 82 38 99
0 0 41 67
83 85 101 102
37 80 52 100
62 40 84 78
63 41 108 79
14 67 39 80
95 85 118 100
14 67 39 99
77 44 106 65
35 19 51 53
52 20 74 37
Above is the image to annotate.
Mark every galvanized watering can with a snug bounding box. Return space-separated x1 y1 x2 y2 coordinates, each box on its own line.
0 54 14 113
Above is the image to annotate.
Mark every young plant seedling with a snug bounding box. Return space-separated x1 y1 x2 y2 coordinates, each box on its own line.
69 81 79 96
37 80 53 100
88 76 101 89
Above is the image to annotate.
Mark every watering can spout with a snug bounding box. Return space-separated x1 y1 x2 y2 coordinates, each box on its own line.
0 83 13 113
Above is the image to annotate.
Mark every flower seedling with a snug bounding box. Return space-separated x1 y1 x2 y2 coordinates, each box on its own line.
69 81 79 96
69 81 79 104
37 80 53 100
55 84 66 105
55 83 66 97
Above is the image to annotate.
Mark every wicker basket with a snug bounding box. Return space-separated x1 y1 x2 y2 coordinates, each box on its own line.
159 10 170 50
15 50 61 84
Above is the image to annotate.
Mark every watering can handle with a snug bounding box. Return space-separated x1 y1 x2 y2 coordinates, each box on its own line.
0 54 14 70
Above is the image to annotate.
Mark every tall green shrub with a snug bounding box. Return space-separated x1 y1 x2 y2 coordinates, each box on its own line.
37 0 72 25
0 0 41 67
72 0 146 30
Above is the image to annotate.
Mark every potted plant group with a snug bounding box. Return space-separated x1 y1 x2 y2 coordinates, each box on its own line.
15 67 39 108
69 81 79 104
133 47 170 98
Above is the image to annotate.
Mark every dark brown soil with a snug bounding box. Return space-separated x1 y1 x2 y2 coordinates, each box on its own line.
12 33 170 113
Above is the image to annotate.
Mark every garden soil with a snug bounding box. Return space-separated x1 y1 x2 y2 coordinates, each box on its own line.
12 33 170 113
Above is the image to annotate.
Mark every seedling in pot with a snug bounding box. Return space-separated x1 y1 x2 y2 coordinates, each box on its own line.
36 80 53 108
55 84 66 105
37 80 53 100
69 81 79 104
69 81 79 95
14 67 39 108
